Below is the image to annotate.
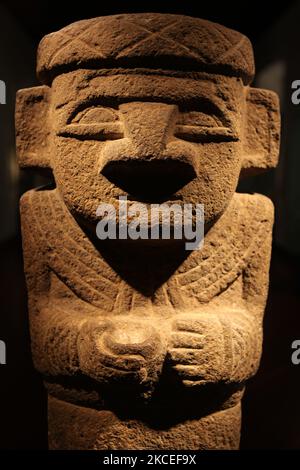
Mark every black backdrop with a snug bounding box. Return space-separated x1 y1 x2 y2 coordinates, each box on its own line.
0 0 299 449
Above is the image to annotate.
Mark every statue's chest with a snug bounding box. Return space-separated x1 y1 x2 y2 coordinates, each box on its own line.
48 268 246 315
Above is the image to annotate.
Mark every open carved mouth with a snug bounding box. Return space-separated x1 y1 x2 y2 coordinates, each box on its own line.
101 159 197 203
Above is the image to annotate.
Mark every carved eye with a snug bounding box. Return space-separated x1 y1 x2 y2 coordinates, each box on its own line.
58 106 123 141
72 107 119 124
175 110 237 143
177 111 222 128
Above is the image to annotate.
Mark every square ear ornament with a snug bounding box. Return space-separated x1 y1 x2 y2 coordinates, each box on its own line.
15 85 51 170
241 87 280 177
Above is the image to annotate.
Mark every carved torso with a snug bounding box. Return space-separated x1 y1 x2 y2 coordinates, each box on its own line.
20 189 273 404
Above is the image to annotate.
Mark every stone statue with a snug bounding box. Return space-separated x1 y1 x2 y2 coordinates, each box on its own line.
15 13 280 450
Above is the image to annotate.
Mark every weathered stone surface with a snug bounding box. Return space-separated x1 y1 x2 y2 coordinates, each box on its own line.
16 13 280 450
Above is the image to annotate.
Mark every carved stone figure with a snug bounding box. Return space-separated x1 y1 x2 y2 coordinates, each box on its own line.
16 13 280 450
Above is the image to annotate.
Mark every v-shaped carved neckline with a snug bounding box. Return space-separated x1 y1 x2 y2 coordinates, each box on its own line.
27 188 269 311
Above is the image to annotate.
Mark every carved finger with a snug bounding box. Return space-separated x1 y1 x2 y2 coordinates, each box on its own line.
168 347 204 365
170 332 204 349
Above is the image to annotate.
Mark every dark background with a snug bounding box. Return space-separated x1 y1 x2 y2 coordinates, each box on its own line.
0 0 299 449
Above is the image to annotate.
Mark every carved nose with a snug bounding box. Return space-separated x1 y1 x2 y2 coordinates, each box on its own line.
99 102 198 198
101 159 196 200
120 102 177 155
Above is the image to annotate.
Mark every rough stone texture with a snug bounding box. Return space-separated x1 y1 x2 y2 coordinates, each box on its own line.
16 14 280 450
36 14 254 86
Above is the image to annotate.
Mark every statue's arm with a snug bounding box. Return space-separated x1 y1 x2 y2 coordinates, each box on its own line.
20 191 52 370
169 200 274 386
20 190 50 311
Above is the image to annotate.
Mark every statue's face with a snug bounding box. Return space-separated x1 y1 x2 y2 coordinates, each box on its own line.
50 70 245 228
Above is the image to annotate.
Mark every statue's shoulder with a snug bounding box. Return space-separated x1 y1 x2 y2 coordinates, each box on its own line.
231 192 274 229
19 187 60 233
20 186 55 207
227 192 274 271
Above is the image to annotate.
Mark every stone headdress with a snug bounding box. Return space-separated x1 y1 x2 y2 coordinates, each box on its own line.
37 13 254 85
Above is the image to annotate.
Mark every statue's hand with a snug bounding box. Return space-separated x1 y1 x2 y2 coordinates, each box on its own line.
168 314 226 387
77 318 166 390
